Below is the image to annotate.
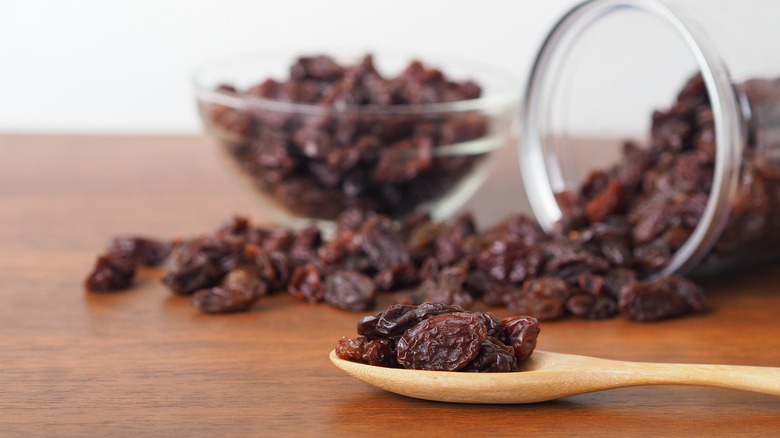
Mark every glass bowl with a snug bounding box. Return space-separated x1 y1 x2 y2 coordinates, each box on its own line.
193 50 520 229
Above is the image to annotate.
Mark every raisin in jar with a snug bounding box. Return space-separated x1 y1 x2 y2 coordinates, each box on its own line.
520 0 780 276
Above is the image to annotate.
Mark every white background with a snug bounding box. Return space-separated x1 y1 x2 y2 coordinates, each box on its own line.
0 0 579 133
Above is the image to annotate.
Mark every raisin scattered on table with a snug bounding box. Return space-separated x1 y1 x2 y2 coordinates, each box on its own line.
85 204 709 322
324 270 376 312
618 275 705 322
85 235 173 292
107 236 174 266
191 267 269 314
84 254 136 292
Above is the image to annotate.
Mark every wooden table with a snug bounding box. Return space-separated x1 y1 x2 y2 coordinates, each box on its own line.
2 133 779 436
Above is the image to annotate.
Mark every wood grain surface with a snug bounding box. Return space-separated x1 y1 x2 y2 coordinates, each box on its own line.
1 133 779 436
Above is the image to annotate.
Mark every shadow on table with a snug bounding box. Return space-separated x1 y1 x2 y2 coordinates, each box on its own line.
325 385 780 435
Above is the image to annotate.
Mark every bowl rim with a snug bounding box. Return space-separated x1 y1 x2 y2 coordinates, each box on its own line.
191 49 522 116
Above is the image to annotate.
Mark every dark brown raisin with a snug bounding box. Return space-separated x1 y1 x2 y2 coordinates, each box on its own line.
396 312 487 371
85 254 136 292
618 275 703 321
477 240 544 284
462 338 519 373
585 180 625 223
323 270 376 312
501 316 540 363
288 263 325 304
603 268 638 298
162 236 241 295
577 273 606 296
418 264 473 308
374 263 418 291
361 338 398 367
477 311 509 343
359 216 410 271
245 244 292 290
565 293 617 319
362 302 464 339
434 212 477 266
107 236 173 266
191 267 268 314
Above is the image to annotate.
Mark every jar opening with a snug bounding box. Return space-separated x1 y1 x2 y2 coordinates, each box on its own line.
519 0 745 275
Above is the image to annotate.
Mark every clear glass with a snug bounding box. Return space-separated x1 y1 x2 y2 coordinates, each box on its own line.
520 0 780 275
193 50 520 231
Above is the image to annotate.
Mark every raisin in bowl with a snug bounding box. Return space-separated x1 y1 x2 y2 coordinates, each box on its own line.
193 51 519 229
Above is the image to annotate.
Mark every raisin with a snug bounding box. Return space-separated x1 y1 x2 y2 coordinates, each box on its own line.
604 268 638 298
335 336 365 362
633 240 672 273
374 263 418 291
477 311 509 343
161 236 238 295
405 220 442 263
585 180 625 223
85 254 136 292
565 293 617 319
290 55 344 81
507 296 565 321
523 277 575 302
373 137 433 183
434 212 477 266
335 336 398 367
577 273 606 296
396 312 487 371
362 302 464 339
323 270 376 312
662 275 706 312
462 338 519 373
359 216 410 271
477 240 544 284
245 244 292 290
501 316 540 363
462 270 497 297
107 236 173 266
618 275 703 321
191 267 268 314
418 264 473 308
288 263 325 304
361 338 398 368
554 191 587 232
543 241 609 280
289 225 322 264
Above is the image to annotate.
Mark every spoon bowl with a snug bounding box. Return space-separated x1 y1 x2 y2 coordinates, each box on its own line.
329 349 780 404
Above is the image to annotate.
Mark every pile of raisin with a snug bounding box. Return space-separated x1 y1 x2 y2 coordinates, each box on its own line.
335 303 540 372
202 54 491 220
85 208 705 322
553 74 780 274
553 74 716 273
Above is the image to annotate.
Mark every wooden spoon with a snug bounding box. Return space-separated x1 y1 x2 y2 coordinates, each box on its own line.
329 349 780 404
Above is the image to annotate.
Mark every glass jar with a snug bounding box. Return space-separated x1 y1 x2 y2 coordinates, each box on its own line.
519 0 780 276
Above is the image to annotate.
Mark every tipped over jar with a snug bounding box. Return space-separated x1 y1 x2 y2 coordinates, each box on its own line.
519 0 780 276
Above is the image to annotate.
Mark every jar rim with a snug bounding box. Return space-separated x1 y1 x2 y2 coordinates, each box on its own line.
518 0 745 275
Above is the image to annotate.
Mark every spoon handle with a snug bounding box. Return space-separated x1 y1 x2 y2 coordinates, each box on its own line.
613 361 780 396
